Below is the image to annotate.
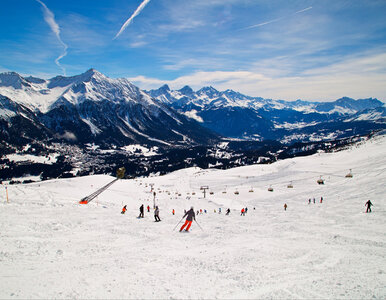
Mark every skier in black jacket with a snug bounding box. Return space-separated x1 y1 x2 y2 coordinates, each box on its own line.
180 207 195 232
138 204 144 218
365 200 373 213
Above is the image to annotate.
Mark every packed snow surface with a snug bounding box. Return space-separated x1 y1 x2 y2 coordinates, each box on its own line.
1 136 386 299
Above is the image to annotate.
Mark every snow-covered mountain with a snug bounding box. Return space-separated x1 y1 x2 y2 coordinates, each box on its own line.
148 85 386 142
1 69 385 151
0 70 220 147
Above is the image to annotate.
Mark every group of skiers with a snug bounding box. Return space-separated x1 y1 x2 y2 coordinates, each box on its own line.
308 197 323 204
120 198 375 233
122 204 161 222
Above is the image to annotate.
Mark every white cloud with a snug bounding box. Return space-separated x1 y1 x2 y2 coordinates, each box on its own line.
128 51 386 102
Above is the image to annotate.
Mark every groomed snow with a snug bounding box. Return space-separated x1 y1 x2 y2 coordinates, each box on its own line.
1 136 385 299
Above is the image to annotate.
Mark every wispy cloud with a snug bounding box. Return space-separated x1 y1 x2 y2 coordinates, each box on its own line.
114 0 151 40
241 6 313 30
36 0 68 75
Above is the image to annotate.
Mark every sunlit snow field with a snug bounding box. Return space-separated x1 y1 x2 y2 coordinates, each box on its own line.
1 136 385 299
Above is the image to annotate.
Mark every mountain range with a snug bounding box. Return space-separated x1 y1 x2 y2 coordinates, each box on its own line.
147 84 386 143
1 69 386 181
1 69 385 154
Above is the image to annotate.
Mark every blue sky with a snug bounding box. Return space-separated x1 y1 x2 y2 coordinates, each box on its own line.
0 0 386 101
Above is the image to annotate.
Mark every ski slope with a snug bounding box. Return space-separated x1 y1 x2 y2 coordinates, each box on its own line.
1 135 386 299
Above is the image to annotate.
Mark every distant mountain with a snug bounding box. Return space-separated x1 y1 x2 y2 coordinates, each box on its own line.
147 85 385 143
0 69 220 148
0 95 52 147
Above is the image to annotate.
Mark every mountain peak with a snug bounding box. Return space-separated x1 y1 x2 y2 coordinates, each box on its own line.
159 84 170 92
48 68 106 89
79 68 105 81
0 71 31 89
178 85 194 95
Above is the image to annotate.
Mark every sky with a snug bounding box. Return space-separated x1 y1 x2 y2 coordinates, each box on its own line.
0 0 386 102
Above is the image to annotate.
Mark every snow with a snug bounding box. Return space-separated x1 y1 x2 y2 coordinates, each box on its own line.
182 109 204 122
0 107 17 119
1 136 386 299
81 118 102 135
5 153 58 164
274 121 320 129
121 144 159 156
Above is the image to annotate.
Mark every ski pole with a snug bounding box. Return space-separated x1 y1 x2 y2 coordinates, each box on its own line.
173 217 184 231
194 219 204 231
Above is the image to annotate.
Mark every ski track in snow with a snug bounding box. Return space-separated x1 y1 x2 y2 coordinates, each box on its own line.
1 136 386 299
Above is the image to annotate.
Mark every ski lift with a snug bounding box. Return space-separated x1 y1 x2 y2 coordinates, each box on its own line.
209 191 214 195
345 169 353 178
249 187 254 192
234 190 239 195
192 192 196 195
268 185 274 192
317 176 324 185
287 181 293 188
222 190 227 194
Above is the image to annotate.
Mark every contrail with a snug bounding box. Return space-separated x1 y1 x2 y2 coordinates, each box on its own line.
241 6 312 30
114 0 151 40
295 6 312 14
36 0 68 75
243 17 283 30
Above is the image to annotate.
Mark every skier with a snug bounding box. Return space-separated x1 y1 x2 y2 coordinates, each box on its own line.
147 205 150 213
313 198 315 204
180 206 196 232
365 200 373 213
320 197 323 203
172 209 175 215
154 206 161 222
241 208 245 216
308 199 311 204
226 208 230 215
245 207 248 214
138 204 144 218
284 203 287 211
219 207 222 214
121 205 127 214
